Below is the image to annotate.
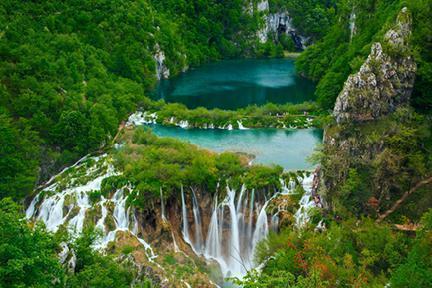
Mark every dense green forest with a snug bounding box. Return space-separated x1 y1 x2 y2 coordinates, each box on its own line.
296 0 432 111
0 0 269 201
1 0 432 287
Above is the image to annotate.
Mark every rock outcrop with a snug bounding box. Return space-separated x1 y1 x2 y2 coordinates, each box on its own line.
333 7 416 124
154 43 170 80
256 0 307 49
321 8 421 216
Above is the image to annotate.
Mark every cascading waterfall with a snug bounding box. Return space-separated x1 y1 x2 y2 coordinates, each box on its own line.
349 10 357 42
294 174 315 227
191 188 204 253
68 191 90 235
180 174 318 278
181 185 192 245
26 155 156 260
160 187 167 222
26 152 320 279
251 201 269 259
226 187 242 276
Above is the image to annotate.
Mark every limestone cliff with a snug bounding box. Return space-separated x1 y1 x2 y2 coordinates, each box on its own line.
333 7 416 124
321 8 429 217
256 0 307 49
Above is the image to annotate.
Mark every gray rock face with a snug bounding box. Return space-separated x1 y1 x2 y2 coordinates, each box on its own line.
153 44 170 80
333 8 416 124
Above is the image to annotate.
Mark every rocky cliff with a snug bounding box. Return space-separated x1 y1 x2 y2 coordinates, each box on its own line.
256 0 307 50
333 7 416 124
321 8 428 217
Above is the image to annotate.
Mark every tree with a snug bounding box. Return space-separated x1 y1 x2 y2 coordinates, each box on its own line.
0 112 40 200
0 198 64 287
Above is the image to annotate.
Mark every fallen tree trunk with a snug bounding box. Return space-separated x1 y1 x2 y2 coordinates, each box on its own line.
376 176 432 223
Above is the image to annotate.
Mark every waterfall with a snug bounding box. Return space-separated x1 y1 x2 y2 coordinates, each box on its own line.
191 188 204 253
204 199 222 260
113 188 129 229
294 174 315 227
237 120 249 130
68 191 90 235
251 201 269 262
160 187 167 222
247 189 255 245
227 187 242 277
183 185 264 278
96 197 108 233
26 155 156 260
271 213 279 232
37 194 66 232
26 194 39 219
181 185 191 244
180 174 318 279
349 10 357 42
172 232 180 253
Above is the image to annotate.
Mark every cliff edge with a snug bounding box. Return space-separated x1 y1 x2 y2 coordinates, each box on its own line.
333 7 416 124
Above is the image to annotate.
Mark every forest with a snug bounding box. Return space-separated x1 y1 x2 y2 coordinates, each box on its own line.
1 0 432 287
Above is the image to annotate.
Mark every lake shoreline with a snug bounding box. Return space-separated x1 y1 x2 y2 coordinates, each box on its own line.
137 123 323 170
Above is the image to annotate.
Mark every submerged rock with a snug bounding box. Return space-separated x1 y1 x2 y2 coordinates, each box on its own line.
334 7 416 124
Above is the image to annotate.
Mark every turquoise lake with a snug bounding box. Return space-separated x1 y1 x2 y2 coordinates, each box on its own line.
147 58 321 170
152 58 316 109
149 125 323 170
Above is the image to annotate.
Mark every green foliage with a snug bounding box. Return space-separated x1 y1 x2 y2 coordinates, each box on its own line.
66 227 135 288
244 165 283 192
0 111 40 200
0 198 64 287
240 217 411 287
295 0 432 112
270 0 336 41
390 209 432 287
114 127 291 209
322 108 432 218
149 101 324 129
0 0 268 200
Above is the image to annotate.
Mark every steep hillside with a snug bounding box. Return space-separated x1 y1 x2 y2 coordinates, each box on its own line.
296 0 432 112
321 7 432 220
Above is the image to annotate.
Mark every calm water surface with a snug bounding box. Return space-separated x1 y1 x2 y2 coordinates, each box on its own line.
148 125 323 170
152 58 315 109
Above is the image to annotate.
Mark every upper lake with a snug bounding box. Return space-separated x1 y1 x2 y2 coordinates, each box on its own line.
152 58 316 109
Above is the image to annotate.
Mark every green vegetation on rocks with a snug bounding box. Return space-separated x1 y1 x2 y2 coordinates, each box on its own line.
137 100 326 129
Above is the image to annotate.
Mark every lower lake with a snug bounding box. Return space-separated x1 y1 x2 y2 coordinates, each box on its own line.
148 125 323 170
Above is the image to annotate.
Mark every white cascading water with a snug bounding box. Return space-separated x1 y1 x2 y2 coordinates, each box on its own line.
226 187 242 276
26 155 156 260
68 191 90 235
160 187 167 222
294 174 315 227
349 10 357 42
251 201 269 257
205 199 222 259
191 188 204 252
180 174 317 278
26 152 319 278
181 185 192 246
237 120 249 130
